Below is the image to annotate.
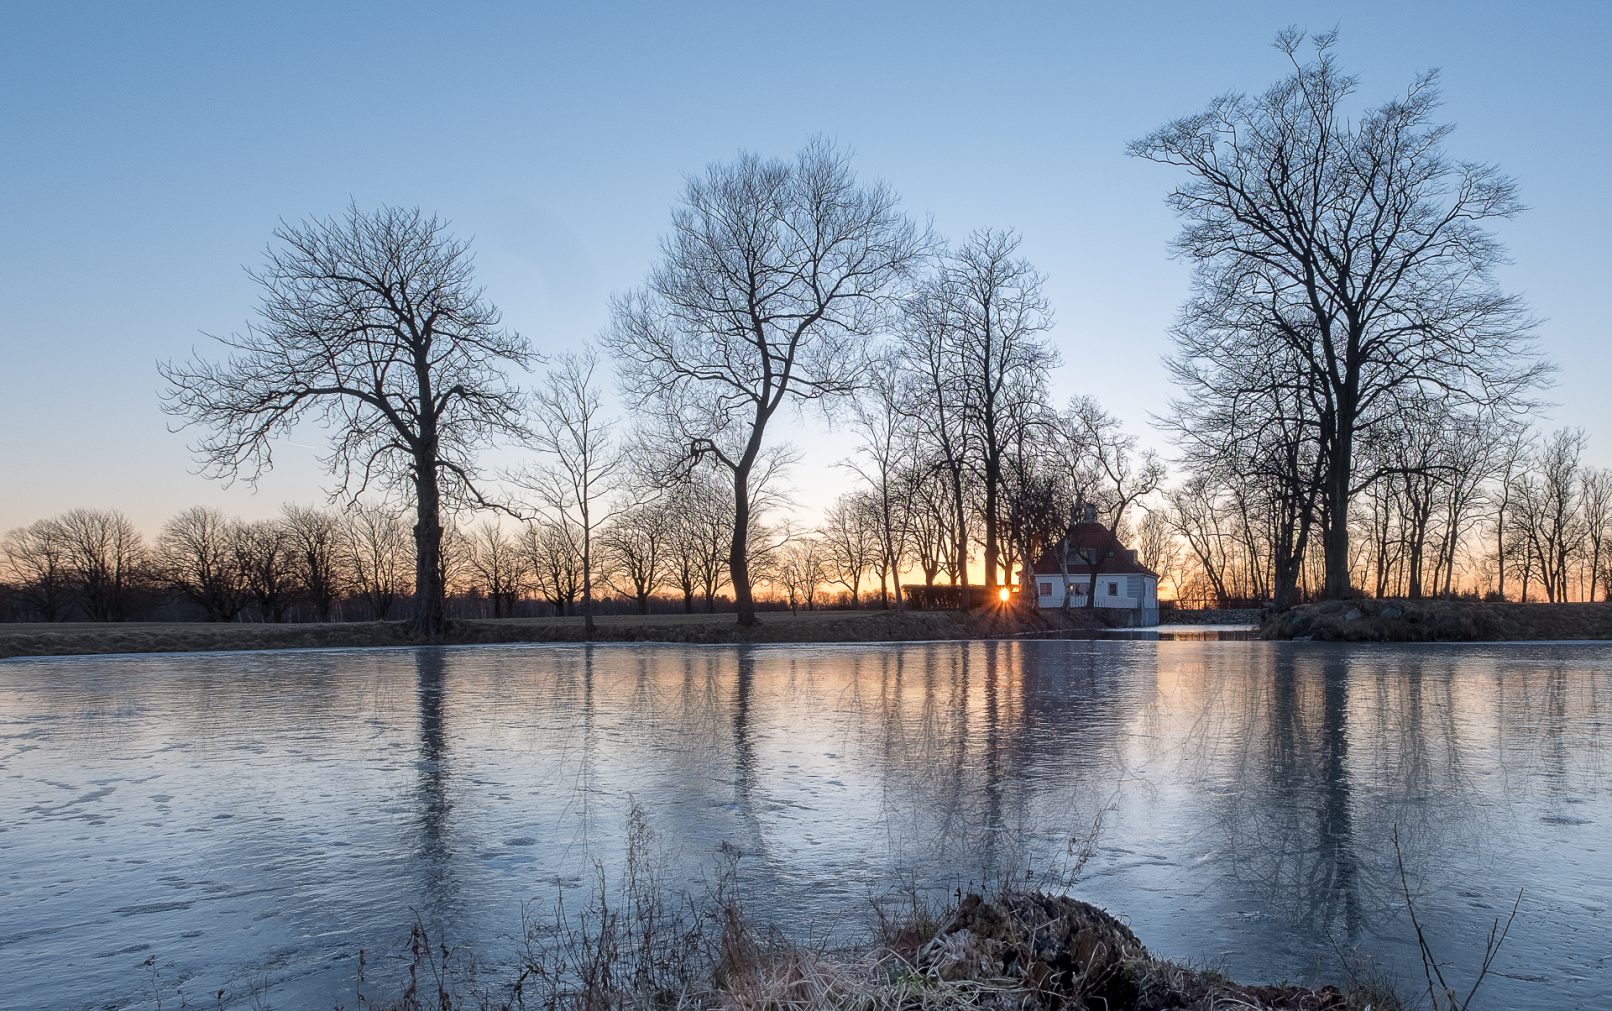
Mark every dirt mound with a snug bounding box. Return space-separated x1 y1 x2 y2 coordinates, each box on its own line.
919 891 1147 1007
914 891 1348 1010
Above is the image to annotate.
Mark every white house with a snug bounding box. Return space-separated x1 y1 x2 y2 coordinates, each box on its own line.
1025 510 1160 626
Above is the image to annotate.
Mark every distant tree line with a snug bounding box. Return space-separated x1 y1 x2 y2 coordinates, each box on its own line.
0 495 780 624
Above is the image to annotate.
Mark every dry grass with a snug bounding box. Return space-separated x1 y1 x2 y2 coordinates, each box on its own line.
129 805 1542 1011
318 805 1404 1011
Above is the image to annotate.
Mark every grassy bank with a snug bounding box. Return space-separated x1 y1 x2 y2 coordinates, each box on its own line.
344 887 1392 1011
1260 598 1612 641
0 606 1107 660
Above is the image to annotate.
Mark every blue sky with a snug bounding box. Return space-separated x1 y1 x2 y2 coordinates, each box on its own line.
2 2 1608 533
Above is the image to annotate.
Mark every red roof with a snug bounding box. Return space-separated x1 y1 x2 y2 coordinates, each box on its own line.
1028 522 1158 578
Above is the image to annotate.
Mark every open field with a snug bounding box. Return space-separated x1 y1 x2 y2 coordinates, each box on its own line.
1261 598 1612 641
0 606 1110 660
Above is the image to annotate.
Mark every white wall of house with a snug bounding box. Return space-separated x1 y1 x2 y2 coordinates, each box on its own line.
1032 573 1160 624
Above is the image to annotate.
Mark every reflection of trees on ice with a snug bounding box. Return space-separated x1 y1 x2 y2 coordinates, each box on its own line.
1201 647 1501 948
413 647 458 925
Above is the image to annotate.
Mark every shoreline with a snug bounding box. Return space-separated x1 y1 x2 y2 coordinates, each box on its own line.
9 600 1608 658
0 607 1117 660
126 882 1397 1011
1260 598 1612 641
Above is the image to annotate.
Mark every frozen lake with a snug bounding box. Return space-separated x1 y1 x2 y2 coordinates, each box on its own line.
1 639 1608 1008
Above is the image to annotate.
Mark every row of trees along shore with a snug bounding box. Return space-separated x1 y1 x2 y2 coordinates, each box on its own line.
10 33 1581 635
7 414 1611 625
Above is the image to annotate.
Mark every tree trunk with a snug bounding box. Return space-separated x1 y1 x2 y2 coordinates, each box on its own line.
1059 535 1074 612
581 516 595 640
950 464 969 607
411 463 446 640
1322 447 1353 599
983 450 1000 589
730 457 758 628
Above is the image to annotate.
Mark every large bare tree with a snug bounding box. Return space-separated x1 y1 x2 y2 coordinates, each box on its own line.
894 281 975 597
160 204 534 637
944 229 1056 588
1133 30 1546 600
607 139 925 626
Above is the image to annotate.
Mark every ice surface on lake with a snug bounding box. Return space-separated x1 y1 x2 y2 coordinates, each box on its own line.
1 640 1607 1008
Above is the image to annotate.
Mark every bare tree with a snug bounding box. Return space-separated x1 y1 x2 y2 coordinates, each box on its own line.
2 519 72 621
1134 509 1180 590
465 523 528 618
777 535 828 613
1581 468 1612 602
607 139 925 626
600 501 669 615
237 518 296 621
56 508 146 621
663 473 736 613
159 204 535 637
524 520 582 617
345 503 411 620
520 350 623 637
282 504 346 621
156 507 247 622
845 353 917 608
1488 427 1534 601
1133 30 1547 600
821 492 879 607
946 229 1057 588
1524 428 1586 602
895 281 975 596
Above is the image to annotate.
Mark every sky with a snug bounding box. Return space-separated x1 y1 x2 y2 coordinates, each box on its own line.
2 1 1609 536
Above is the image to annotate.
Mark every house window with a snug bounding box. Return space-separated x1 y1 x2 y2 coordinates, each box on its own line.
1038 582 1052 597
1108 582 1119 596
